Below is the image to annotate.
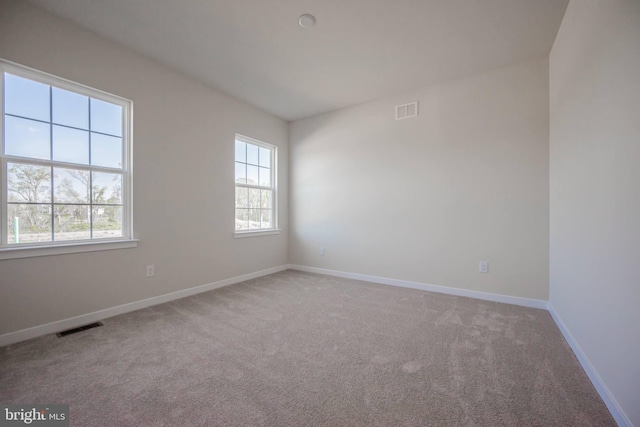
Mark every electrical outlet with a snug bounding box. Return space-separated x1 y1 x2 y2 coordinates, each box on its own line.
319 247 325 256
146 265 155 277
479 261 488 273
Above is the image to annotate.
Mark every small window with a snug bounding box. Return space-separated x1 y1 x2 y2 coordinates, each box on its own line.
234 134 276 233
1 59 132 248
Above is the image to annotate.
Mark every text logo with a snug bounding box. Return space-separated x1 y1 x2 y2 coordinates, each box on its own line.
1 405 69 427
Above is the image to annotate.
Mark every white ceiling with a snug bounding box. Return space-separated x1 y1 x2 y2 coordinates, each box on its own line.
26 0 568 121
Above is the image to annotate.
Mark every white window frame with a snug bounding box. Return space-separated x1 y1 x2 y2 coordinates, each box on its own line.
234 134 279 238
0 59 136 260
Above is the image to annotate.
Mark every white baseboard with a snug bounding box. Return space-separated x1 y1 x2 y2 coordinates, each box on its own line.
0 264 289 347
548 303 633 427
287 264 549 310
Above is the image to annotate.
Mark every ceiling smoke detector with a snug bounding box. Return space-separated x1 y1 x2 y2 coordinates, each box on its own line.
298 14 316 28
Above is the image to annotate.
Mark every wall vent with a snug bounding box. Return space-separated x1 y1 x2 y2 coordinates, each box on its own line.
56 321 104 337
395 101 418 120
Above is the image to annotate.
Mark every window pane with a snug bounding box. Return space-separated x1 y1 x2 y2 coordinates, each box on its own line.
260 190 272 209
2 65 131 247
247 143 259 165
91 133 122 168
4 73 50 122
7 163 51 203
259 147 271 168
235 162 246 184
90 98 122 136
248 209 260 230
7 203 52 244
4 116 51 160
235 140 246 162
260 209 272 229
52 87 89 129
235 209 249 230
92 172 122 204
53 125 89 164
54 205 90 241
235 187 248 208
247 165 259 185
93 206 123 239
248 188 261 208
259 167 271 187
54 168 90 203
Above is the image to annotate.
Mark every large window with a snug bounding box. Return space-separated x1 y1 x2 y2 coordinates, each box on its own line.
1 60 132 249
234 134 276 233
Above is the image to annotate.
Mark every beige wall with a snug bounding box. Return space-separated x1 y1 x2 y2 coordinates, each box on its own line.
0 0 288 335
289 57 549 300
549 0 640 425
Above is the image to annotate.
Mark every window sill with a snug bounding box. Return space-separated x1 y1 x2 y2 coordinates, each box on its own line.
0 239 139 260
234 229 281 238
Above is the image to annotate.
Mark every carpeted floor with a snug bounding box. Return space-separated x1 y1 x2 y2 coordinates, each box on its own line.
0 270 615 426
